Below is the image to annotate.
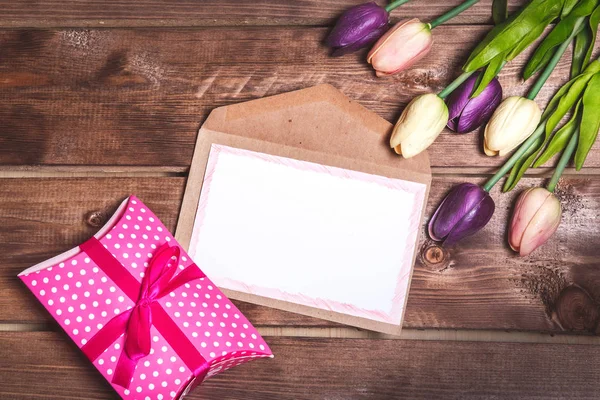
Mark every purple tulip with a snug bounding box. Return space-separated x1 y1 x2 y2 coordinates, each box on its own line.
428 183 495 245
326 2 389 56
446 73 503 133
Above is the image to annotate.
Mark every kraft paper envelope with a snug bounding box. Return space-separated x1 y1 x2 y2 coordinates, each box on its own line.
176 84 431 335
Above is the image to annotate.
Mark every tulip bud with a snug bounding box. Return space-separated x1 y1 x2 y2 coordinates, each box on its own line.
326 2 389 56
367 18 433 77
483 96 542 156
428 183 495 245
390 93 448 158
446 73 503 133
508 187 561 256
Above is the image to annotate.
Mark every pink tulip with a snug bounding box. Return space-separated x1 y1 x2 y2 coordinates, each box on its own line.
367 18 433 77
508 188 562 256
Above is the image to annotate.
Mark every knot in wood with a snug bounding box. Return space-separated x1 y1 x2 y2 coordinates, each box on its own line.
420 241 450 271
86 210 107 228
555 285 600 333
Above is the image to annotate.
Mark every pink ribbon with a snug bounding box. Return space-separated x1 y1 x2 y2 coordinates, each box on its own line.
79 237 209 389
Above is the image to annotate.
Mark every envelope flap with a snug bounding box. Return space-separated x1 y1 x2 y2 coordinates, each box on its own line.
202 84 431 179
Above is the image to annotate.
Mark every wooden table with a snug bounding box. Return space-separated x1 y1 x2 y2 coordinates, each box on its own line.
2 1 600 398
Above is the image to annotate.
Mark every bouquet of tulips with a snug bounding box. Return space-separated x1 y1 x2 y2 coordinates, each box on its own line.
431 60 599 255
326 0 600 256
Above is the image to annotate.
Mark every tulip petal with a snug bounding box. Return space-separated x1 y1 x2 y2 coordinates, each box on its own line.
447 117 458 131
484 96 521 154
508 187 536 252
483 141 499 156
518 194 562 256
457 79 503 133
390 93 448 158
367 19 415 63
483 97 542 156
446 75 478 132
428 193 450 242
367 19 433 76
429 183 487 242
326 2 389 55
444 194 495 245
399 124 440 158
332 25 388 57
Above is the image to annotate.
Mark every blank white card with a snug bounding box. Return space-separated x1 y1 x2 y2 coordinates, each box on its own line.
188 144 426 324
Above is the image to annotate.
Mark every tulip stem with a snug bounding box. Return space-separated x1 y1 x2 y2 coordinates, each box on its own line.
429 0 481 29
438 70 476 99
526 17 585 101
547 129 579 193
482 121 547 192
385 0 413 12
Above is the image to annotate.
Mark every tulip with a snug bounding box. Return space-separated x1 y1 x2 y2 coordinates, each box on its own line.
428 183 495 245
483 96 542 156
446 73 503 133
326 2 389 56
390 93 448 158
508 188 561 256
366 0 481 76
367 19 432 77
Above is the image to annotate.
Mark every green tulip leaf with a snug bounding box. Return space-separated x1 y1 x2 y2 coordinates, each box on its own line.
471 52 507 97
493 0 508 24
562 0 581 17
507 21 549 61
463 15 518 72
533 100 582 167
545 69 597 135
568 0 599 17
571 26 592 77
524 15 585 80
541 59 600 120
541 76 579 119
503 134 546 192
584 5 600 67
464 0 564 72
575 72 600 169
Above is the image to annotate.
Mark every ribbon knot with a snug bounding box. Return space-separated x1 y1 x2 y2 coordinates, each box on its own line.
138 298 152 307
122 244 182 364
80 237 208 389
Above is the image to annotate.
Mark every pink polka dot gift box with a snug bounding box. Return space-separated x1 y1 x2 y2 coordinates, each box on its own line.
18 195 273 399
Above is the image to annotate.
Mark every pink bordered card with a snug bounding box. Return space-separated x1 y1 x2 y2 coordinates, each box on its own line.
176 85 431 335
18 196 272 400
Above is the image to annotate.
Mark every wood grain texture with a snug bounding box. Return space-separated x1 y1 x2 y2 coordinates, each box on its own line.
2 176 599 336
1 0 598 396
0 0 527 27
1 27 597 168
3 332 600 399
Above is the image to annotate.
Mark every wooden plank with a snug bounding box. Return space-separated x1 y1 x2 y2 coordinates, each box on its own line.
257 326 600 344
1 27 597 168
2 332 600 399
2 176 599 336
0 0 527 28
0 165 187 178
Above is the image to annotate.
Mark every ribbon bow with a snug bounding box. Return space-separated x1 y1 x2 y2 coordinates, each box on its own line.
80 237 208 389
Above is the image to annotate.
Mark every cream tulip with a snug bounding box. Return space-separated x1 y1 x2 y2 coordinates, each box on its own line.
390 93 448 158
483 96 542 156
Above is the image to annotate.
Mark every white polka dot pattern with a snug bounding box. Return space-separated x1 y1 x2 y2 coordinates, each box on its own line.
19 196 273 400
